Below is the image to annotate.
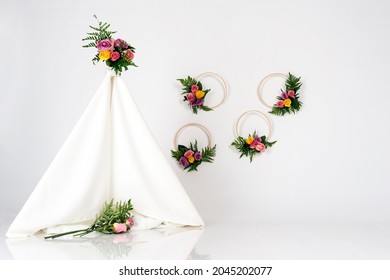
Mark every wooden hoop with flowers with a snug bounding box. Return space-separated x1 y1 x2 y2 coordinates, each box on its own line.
82 15 137 75
231 110 277 162
177 72 228 114
171 123 216 172
257 72 303 116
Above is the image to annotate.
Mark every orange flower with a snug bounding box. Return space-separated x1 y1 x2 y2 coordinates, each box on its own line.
99 50 111 61
188 156 195 163
195 90 205 99
246 137 254 144
284 98 292 107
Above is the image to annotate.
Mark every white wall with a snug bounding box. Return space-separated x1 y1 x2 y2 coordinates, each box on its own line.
1 0 390 225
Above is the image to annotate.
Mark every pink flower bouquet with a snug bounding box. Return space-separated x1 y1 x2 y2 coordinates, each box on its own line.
177 76 212 114
45 199 134 239
171 141 216 172
231 131 276 162
270 73 303 116
82 15 137 75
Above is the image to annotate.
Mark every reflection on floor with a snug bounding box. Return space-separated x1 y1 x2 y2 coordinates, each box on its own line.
6 227 203 260
1 220 390 260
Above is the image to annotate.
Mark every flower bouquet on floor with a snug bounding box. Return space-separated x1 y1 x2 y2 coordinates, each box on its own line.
45 199 134 239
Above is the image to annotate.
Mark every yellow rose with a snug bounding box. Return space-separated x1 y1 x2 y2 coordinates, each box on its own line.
246 137 254 144
188 156 195 163
99 50 111 61
195 90 205 99
284 98 292 107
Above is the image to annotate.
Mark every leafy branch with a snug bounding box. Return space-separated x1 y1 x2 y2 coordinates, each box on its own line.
45 199 133 239
82 15 117 49
201 145 216 163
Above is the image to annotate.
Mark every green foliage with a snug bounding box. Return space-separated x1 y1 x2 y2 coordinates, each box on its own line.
269 73 303 116
44 199 133 239
82 15 117 49
201 145 217 163
88 199 133 235
231 131 276 162
285 72 302 93
177 76 213 114
171 140 216 172
191 103 212 114
106 57 137 75
177 76 199 93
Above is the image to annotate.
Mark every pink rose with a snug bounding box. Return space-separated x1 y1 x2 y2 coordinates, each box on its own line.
186 92 195 102
97 39 113 51
126 217 135 228
114 38 128 49
191 84 199 93
276 101 284 108
110 51 120 61
250 138 261 149
184 150 194 158
113 223 127 233
123 50 134 61
288 90 295 98
255 143 265 152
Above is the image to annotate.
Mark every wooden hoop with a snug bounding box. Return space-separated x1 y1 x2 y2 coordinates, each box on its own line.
234 110 273 140
257 73 288 109
174 123 213 149
195 72 229 109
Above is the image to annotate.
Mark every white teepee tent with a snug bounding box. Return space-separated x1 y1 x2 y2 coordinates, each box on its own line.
6 71 204 238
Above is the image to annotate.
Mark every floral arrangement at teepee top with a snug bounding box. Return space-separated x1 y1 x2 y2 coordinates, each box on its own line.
82 15 137 75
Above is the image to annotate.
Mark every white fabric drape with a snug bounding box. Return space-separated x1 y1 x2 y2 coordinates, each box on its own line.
6 71 204 238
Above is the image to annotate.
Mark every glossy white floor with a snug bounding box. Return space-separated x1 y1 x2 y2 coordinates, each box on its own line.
1 213 390 260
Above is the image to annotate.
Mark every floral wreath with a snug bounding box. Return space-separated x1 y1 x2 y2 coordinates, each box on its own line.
231 110 276 162
171 123 216 172
258 73 303 116
82 15 137 75
177 72 228 114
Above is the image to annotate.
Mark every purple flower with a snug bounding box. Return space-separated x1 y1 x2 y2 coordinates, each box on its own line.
191 99 204 106
254 136 261 143
97 39 113 51
114 38 128 49
179 156 189 167
194 152 202 161
281 92 288 100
